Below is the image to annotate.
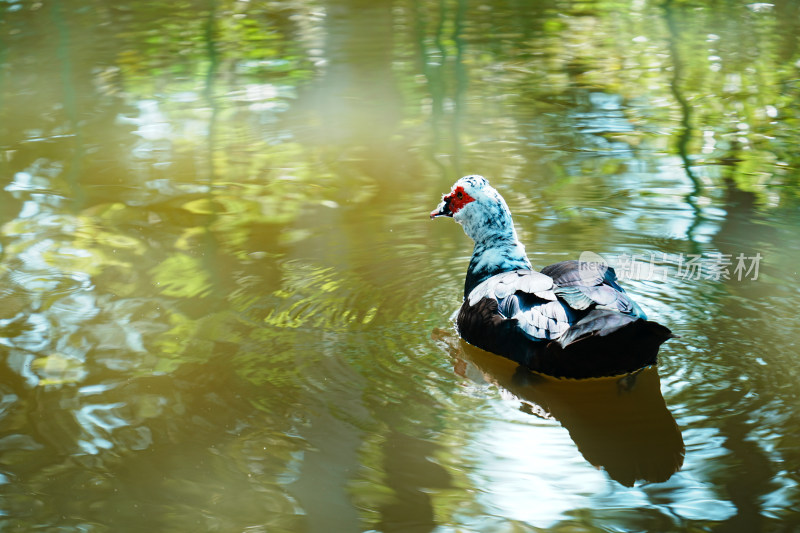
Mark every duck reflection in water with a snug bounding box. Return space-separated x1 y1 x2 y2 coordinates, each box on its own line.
434 330 685 487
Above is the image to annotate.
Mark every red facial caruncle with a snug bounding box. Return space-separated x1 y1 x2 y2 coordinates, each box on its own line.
430 185 476 219
447 186 475 213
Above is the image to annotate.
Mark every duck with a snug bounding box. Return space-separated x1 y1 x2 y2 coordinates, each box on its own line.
430 175 673 378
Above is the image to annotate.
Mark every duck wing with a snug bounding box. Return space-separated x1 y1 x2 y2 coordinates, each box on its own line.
462 270 571 343
541 260 646 319
540 261 672 360
460 260 648 344
467 269 556 306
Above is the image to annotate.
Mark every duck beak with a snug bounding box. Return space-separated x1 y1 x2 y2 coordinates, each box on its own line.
430 198 453 219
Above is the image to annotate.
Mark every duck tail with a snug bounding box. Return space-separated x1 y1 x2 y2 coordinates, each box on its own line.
546 309 673 378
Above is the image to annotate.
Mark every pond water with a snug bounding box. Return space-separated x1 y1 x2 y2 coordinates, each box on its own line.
1 0 800 531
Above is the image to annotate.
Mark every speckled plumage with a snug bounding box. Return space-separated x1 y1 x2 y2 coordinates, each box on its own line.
432 175 672 378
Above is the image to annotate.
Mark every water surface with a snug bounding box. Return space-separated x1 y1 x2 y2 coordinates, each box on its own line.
1 0 800 531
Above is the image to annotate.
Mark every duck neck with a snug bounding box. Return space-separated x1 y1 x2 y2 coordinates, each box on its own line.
464 234 532 299
458 193 532 298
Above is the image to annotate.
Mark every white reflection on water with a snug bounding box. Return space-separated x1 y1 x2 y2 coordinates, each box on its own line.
75 402 128 454
470 409 736 527
470 416 610 527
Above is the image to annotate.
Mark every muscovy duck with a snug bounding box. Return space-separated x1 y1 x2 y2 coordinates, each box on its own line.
430 175 673 378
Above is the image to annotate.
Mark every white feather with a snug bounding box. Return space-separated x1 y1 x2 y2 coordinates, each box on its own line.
468 270 554 305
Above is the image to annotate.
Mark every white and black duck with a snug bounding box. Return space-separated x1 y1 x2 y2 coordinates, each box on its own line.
430 175 673 378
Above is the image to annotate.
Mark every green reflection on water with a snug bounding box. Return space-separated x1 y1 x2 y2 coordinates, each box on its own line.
1 0 800 531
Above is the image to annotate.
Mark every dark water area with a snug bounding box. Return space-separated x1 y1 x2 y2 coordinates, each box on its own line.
1 0 800 531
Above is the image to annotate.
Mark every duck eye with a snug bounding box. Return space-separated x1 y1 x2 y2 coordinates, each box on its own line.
456 191 463 199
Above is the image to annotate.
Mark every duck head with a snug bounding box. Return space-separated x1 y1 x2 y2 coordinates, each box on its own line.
431 175 532 296
430 175 518 245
